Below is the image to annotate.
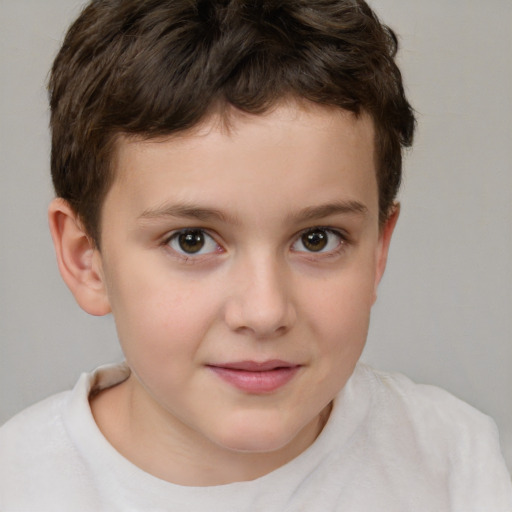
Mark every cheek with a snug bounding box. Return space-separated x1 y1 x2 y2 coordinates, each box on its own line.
106 263 220 363
310 263 376 321
303 263 377 358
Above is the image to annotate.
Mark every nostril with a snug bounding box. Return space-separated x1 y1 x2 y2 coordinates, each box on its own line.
225 299 296 339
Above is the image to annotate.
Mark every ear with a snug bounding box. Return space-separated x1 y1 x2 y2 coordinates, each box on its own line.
48 198 111 316
373 203 400 302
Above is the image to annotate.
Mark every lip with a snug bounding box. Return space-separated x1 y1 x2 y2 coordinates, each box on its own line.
207 360 301 393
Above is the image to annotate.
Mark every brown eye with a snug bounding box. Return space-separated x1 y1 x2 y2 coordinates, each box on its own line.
168 229 219 256
302 229 328 252
292 228 344 254
178 230 205 253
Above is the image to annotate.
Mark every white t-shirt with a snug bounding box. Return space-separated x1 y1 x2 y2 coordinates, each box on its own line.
0 362 511 511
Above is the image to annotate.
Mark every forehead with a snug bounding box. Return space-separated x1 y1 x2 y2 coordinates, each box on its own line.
106 103 378 225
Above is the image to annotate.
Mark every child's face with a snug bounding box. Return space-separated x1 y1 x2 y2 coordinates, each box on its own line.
94 103 395 458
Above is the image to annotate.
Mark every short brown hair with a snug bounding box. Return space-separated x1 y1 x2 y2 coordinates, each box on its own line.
49 0 415 245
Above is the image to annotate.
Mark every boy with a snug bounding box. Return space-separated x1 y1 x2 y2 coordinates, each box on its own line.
0 0 511 510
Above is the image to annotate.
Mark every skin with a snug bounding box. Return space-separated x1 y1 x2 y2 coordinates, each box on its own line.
49 102 398 486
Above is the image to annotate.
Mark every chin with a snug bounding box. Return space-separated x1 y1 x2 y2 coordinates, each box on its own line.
221 434 289 454
211 414 311 455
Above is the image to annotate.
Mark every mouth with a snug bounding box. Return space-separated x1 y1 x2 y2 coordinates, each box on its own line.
206 360 301 394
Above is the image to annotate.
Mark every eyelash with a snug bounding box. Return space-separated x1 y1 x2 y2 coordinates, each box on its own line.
162 226 349 262
291 227 348 257
163 229 223 263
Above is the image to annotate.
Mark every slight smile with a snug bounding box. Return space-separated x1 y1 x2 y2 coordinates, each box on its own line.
207 361 302 394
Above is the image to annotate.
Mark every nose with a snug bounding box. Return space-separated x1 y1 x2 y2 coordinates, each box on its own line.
223 253 296 338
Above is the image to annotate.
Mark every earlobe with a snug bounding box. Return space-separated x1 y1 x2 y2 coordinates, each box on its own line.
373 203 400 302
48 198 111 316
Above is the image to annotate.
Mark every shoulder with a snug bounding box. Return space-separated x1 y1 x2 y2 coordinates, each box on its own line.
0 390 72 455
342 364 512 508
354 363 496 434
0 362 130 469
0 390 85 509
350 363 500 451
0 365 130 511
0 390 77 483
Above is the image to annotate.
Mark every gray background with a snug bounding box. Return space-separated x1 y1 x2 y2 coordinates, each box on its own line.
1 0 511 472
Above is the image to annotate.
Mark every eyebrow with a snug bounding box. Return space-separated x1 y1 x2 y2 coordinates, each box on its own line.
138 199 368 225
289 200 369 223
138 203 237 224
